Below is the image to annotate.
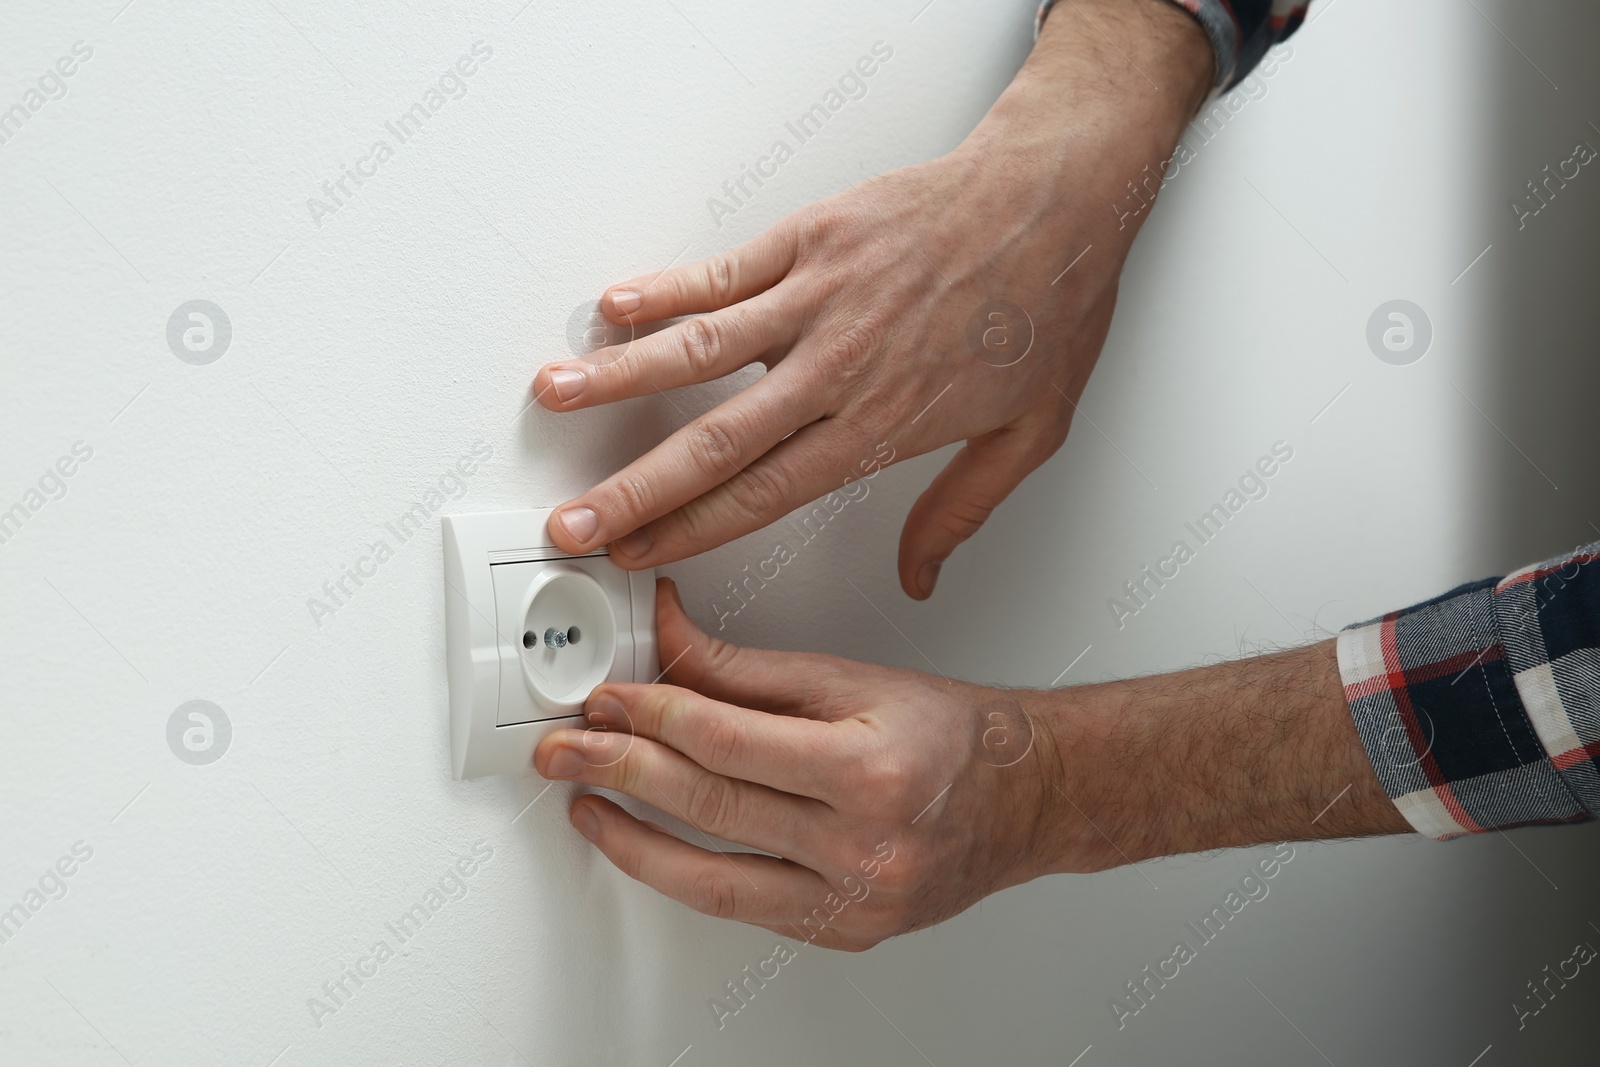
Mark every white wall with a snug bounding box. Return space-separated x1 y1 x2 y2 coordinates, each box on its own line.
3 0 1597 1064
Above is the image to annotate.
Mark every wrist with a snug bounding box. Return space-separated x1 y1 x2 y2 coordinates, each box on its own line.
967 0 1212 169
947 0 1212 259
1029 0 1214 124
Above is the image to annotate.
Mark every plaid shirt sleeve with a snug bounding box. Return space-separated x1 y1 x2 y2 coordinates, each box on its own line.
1337 542 1600 840
1036 0 1310 93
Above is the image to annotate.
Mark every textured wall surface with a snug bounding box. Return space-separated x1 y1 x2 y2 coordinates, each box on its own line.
2 1 1598 1064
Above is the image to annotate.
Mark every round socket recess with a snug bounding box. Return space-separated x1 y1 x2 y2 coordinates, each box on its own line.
518 566 617 713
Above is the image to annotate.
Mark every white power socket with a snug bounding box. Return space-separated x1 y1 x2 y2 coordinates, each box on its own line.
442 509 657 779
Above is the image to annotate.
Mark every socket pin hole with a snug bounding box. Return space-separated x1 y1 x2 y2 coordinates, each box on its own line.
567 626 581 645
522 630 535 650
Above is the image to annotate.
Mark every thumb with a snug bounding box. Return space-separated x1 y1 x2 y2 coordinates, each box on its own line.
652 577 843 718
897 425 1057 600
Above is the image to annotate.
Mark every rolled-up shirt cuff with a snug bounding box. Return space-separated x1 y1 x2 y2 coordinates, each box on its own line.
1337 544 1600 839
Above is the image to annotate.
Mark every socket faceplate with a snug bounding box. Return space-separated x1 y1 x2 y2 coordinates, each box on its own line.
442 509 656 779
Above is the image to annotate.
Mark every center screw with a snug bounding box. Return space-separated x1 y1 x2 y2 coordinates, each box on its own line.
544 627 568 649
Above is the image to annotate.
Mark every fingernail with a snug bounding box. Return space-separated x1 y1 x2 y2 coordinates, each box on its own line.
572 805 600 842
613 527 653 560
557 506 599 545
917 561 942 597
545 746 584 779
587 692 627 728
548 367 586 403
609 289 642 315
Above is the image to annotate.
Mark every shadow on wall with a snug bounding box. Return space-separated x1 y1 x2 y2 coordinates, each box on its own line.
1482 0 1600 1060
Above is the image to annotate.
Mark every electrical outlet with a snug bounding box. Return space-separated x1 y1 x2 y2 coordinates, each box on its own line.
442 509 656 779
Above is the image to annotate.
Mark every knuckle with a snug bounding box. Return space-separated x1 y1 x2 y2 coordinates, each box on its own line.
670 502 721 555
686 772 739 834
690 868 739 919
631 687 669 729
702 255 738 304
791 205 833 255
611 746 648 797
672 489 752 556
676 629 738 685
818 317 888 385
723 463 788 522
606 334 652 377
680 316 723 377
934 498 994 542
698 716 744 774
858 748 914 804
608 472 657 523
691 633 749 685
866 857 919 901
793 202 862 259
688 415 747 478
664 268 695 306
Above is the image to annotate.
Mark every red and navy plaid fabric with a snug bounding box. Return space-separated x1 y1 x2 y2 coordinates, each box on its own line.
1337 542 1600 839
1037 0 1310 92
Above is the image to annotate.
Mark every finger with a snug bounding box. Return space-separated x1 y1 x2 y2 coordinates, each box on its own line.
535 292 800 412
584 680 852 802
620 417 872 568
548 366 829 556
600 224 799 324
654 577 853 721
572 795 831 926
897 423 1059 600
535 728 829 864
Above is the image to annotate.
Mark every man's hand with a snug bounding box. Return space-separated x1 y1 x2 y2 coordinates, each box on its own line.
534 0 1214 599
535 580 1411 948
533 579 1061 950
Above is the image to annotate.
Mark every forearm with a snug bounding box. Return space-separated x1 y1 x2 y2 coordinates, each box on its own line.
1030 641 1410 875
